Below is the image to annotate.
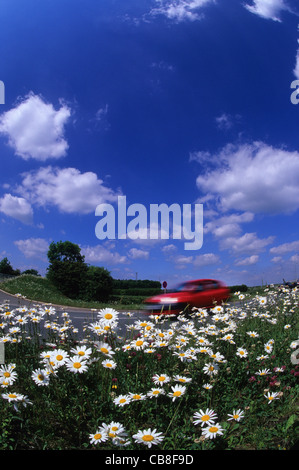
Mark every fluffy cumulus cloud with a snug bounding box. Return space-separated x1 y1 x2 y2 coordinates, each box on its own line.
81 245 127 265
0 194 33 224
235 255 259 266
244 0 291 22
14 238 49 260
195 142 299 215
0 93 71 160
150 0 214 22
128 248 150 259
17 166 120 215
270 240 299 255
219 232 275 254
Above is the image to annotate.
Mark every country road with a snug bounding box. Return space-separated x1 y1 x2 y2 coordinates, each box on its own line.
0 288 149 337
0 287 242 338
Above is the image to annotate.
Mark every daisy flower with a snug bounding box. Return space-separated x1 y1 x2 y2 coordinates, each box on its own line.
202 383 213 390
256 354 269 361
212 305 223 314
255 368 271 376
50 349 69 367
70 345 92 359
236 347 248 358
96 341 115 357
202 362 219 376
98 308 119 322
152 373 171 386
128 392 147 402
89 429 108 445
102 359 117 369
147 388 165 398
264 343 273 353
31 369 50 386
202 423 224 439
264 391 280 404
101 421 127 439
227 409 245 422
132 428 164 448
130 338 147 350
167 384 186 401
247 331 259 338
258 296 267 306
193 408 218 427
2 392 25 403
0 364 17 384
113 394 131 407
65 356 88 374
173 375 192 384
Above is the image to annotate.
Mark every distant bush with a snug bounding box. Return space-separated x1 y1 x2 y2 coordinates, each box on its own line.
229 284 248 293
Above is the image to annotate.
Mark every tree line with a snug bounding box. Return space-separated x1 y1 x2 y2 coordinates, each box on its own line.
0 241 162 302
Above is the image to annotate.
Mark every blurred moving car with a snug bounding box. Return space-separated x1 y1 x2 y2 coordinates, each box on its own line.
143 278 230 315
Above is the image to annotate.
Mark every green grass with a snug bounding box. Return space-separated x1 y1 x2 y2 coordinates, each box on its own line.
0 274 143 310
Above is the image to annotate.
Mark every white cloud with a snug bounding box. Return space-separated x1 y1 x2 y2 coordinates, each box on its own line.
244 0 290 22
81 245 127 265
14 238 49 259
150 0 214 22
270 240 299 254
17 166 120 215
235 255 259 266
0 93 71 160
220 232 275 254
193 252 220 266
0 193 33 224
128 248 150 259
294 44 299 80
195 142 299 215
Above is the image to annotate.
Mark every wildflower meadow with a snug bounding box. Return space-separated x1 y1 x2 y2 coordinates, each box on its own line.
0 285 298 450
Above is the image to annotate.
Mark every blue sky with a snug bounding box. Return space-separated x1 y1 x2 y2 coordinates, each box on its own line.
0 0 299 288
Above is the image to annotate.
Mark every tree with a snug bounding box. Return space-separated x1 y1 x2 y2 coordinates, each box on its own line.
84 266 113 302
0 257 20 276
22 269 40 276
47 241 88 298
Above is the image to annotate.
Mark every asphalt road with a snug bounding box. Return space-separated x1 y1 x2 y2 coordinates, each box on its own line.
0 287 148 337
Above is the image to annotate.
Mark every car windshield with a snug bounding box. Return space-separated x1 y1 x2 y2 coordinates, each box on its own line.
176 283 202 292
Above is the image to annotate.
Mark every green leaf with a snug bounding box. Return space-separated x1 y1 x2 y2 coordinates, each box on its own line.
284 414 297 432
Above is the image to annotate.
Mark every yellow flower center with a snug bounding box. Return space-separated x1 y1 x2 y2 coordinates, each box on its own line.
56 355 63 361
105 313 113 320
119 398 126 404
158 376 165 381
142 434 154 442
73 362 82 369
136 340 143 346
233 415 239 419
111 426 118 431
133 394 141 400
4 372 10 378
8 394 17 398
94 433 102 440
209 426 218 433
201 414 210 422
101 347 108 354
173 391 182 397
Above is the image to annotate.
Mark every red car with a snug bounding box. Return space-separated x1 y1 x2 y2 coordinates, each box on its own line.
143 279 230 315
